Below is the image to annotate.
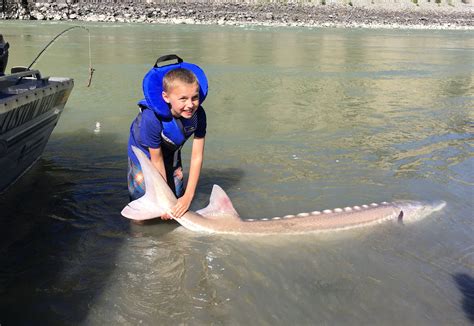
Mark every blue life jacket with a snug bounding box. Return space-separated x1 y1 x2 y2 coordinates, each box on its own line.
138 54 208 149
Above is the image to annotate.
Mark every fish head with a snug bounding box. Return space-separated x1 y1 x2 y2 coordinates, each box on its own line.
393 200 446 224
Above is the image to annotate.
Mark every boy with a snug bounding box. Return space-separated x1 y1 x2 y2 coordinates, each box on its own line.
127 67 207 220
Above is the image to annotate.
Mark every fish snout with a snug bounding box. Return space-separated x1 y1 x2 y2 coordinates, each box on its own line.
393 200 446 223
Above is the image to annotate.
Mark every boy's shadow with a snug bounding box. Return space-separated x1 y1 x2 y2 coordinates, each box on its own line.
198 167 245 197
453 273 474 323
138 167 244 226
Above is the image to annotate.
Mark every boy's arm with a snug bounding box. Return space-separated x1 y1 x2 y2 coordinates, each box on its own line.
149 147 167 182
171 137 205 218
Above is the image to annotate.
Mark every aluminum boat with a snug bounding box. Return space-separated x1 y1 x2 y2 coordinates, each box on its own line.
0 35 74 192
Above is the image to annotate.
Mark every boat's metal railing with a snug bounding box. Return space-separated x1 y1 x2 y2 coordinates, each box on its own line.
0 69 51 100
0 69 42 83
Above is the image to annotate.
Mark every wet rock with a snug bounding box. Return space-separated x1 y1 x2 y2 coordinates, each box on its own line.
2 1 472 30
34 12 45 20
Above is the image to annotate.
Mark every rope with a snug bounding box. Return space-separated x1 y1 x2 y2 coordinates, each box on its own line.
86 29 95 87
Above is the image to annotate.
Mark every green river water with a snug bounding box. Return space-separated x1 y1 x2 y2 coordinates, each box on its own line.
0 21 473 325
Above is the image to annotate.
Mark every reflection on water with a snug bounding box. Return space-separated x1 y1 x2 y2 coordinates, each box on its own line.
0 22 473 324
454 273 474 323
0 132 130 324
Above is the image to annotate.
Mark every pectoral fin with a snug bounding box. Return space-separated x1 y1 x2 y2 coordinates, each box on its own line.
196 185 239 219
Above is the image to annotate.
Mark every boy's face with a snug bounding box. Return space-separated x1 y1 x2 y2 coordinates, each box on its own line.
162 82 200 119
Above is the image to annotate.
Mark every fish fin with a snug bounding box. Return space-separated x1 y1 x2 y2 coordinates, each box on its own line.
132 146 177 202
121 196 168 221
397 210 404 225
120 146 178 220
196 185 239 219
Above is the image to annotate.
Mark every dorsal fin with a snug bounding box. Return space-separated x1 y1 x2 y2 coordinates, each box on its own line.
196 185 239 219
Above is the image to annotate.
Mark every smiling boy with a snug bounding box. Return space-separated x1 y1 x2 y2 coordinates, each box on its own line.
127 67 207 219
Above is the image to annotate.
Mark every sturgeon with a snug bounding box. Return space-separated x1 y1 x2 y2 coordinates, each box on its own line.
121 146 446 235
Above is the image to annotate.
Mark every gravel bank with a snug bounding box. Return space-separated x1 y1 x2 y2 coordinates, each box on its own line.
4 2 474 30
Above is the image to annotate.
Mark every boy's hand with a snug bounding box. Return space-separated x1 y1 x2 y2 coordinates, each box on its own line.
160 211 174 220
171 194 193 218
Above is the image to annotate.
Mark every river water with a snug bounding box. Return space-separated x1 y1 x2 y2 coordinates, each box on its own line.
0 21 473 325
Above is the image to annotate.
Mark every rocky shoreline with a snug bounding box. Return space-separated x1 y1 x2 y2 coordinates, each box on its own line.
4 2 474 30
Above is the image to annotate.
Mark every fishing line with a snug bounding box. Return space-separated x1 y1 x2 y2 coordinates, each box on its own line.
27 25 95 87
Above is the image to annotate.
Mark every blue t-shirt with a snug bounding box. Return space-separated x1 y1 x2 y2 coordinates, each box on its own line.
128 106 207 165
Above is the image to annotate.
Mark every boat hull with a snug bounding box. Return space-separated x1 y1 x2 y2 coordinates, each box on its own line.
0 75 74 192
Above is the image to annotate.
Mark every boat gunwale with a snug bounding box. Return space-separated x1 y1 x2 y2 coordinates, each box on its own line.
0 78 74 115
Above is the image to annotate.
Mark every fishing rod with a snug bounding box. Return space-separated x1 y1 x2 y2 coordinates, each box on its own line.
26 25 95 87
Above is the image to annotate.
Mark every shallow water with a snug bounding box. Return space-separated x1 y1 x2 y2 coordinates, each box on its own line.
0 21 473 325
